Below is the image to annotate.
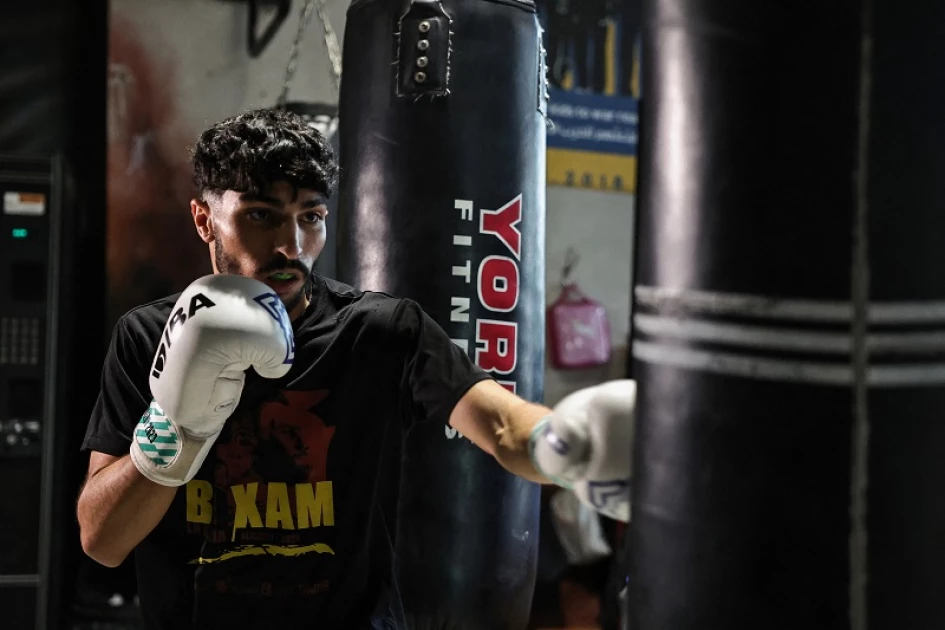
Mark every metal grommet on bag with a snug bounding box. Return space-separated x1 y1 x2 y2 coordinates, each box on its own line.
396 2 450 97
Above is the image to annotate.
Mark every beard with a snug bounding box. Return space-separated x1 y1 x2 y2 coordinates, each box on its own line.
214 239 313 313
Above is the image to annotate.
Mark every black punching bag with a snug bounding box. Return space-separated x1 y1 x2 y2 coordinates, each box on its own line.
630 1 859 628
633 1 945 629
337 1 546 628
863 2 945 627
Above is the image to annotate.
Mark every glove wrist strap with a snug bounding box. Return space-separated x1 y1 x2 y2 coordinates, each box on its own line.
130 400 217 488
528 416 575 489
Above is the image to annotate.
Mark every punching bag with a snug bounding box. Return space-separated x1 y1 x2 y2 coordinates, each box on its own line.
631 0 858 627
861 2 945 627
337 1 546 628
632 0 945 629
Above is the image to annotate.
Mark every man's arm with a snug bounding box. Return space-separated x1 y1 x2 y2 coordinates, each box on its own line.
77 451 177 567
449 379 552 484
451 378 635 522
392 297 631 520
78 275 295 566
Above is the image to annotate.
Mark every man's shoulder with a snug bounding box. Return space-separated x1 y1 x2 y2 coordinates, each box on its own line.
317 275 407 323
114 293 180 340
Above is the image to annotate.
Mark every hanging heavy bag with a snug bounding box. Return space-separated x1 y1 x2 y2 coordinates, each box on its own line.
337 0 547 628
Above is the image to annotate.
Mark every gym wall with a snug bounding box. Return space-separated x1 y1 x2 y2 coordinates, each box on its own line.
105 0 633 407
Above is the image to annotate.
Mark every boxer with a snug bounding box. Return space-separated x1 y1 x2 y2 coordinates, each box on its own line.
76 108 631 629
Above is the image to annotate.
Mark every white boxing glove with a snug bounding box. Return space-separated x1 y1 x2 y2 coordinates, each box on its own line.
529 379 635 522
130 274 295 487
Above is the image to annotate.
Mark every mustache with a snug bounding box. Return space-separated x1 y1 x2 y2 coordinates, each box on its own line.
255 256 311 277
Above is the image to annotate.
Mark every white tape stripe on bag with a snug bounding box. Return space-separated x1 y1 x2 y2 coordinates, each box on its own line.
634 314 850 353
635 285 945 325
632 340 945 387
634 314 945 355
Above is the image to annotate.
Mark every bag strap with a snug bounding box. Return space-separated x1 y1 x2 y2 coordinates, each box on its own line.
397 0 451 97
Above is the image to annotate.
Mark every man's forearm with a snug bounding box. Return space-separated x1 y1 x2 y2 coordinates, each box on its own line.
493 398 554 484
78 455 177 567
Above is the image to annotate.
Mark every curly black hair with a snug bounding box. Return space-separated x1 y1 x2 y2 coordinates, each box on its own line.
190 108 339 200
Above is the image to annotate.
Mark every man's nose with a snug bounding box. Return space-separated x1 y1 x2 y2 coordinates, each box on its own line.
273 220 302 260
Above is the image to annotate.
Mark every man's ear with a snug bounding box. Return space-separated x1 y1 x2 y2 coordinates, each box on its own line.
191 198 214 244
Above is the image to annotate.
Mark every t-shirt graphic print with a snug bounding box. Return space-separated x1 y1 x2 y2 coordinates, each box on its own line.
185 387 339 598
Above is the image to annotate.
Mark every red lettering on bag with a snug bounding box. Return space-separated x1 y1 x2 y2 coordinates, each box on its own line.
475 320 518 375
477 255 519 313
479 194 522 260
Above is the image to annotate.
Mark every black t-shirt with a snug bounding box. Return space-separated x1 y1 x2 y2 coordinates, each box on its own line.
82 274 491 630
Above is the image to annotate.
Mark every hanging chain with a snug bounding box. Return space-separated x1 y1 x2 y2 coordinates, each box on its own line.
561 248 580 287
278 0 317 107
316 0 343 95
277 0 342 107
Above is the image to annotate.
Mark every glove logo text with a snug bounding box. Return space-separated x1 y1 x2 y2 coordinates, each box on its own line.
151 292 217 379
541 422 571 456
144 423 158 443
254 293 296 365
587 479 629 517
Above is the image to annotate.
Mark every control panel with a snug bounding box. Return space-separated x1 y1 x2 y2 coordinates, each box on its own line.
0 156 50 462
0 155 55 623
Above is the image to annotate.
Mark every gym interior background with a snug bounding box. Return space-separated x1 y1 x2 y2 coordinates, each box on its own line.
1 0 633 628
15 0 941 628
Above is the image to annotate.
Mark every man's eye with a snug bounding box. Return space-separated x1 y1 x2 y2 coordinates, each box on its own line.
247 209 271 221
302 212 324 224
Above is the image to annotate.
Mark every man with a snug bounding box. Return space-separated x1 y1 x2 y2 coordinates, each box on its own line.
77 108 631 629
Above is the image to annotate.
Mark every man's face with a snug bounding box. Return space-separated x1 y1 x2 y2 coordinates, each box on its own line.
192 180 328 317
